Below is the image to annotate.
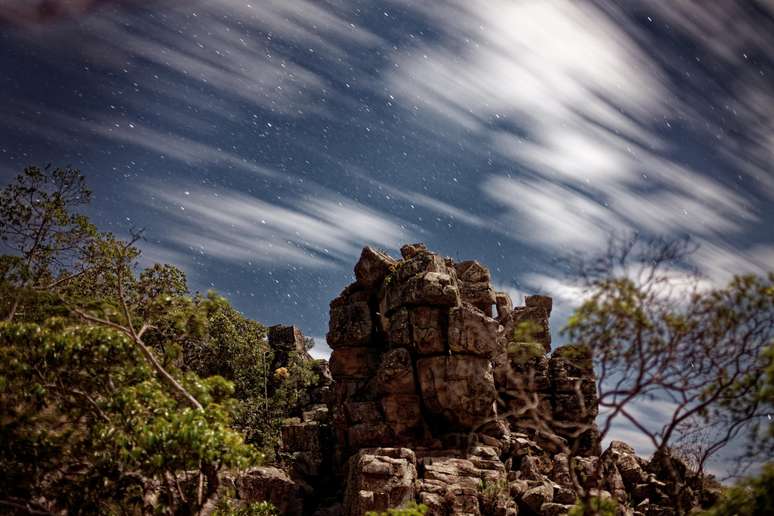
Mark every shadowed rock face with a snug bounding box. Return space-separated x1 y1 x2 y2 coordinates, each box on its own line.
267 245 714 516
325 244 597 452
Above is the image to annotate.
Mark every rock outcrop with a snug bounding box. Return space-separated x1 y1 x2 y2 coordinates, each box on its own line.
264 244 715 516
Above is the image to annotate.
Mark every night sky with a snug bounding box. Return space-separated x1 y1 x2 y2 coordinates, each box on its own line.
1 1 773 468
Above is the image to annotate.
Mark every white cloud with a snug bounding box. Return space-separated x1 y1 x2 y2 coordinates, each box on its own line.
307 335 332 360
139 183 412 269
388 0 764 262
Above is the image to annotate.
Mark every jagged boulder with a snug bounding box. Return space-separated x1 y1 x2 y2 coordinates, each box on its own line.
417 355 497 430
328 285 373 348
355 246 397 289
454 260 497 315
343 448 417 516
234 467 305 516
448 304 503 358
376 348 416 395
601 441 647 489
411 306 447 354
329 346 380 379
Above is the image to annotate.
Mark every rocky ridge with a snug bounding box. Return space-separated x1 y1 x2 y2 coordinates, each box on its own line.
245 244 717 515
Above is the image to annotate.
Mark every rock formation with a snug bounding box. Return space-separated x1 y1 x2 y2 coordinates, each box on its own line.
243 244 717 516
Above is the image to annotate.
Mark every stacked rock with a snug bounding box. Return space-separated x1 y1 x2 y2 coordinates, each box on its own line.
264 244 719 515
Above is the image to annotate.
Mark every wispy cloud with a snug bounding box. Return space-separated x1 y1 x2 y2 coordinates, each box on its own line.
138 182 412 269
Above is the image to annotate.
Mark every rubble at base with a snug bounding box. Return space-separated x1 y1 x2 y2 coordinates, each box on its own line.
229 244 719 516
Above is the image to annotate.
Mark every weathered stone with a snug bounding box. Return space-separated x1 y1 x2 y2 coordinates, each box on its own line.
417 355 497 430
540 502 573 516
382 394 423 440
418 491 445 515
293 245 707 515
381 271 461 314
343 448 417 516
282 421 321 454
348 423 393 450
411 306 446 354
328 288 373 348
454 260 497 314
522 482 555 512
345 401 383 424
235 467 305 516
553 485 576 505
400 242 429 259
508 300 552 352
330 347 379 379
602 461 627 503
525 295 553 315
355 246 397 289
269 324 307 353
551 454 573 489
384 307 412 348
376 348 416 395
395 251 449 283
448 304 503 357
602 441 647 489
495 291 513 320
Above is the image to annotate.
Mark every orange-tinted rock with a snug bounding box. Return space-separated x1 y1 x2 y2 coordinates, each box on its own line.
447 304 503 357
417 355 497 430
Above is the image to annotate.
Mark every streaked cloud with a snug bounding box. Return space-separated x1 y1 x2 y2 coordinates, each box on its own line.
138 182 413 269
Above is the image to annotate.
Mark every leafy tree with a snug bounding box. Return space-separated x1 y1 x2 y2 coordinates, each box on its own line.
0 165 97 320
563 237 774 511
0 320 257 514
702 463 774 516
183 299 319 457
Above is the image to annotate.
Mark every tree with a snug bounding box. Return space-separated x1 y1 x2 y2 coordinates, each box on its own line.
0 320 258 514
0 166 266 512
0 165 97 320
702 463 774 516
563 236 774 512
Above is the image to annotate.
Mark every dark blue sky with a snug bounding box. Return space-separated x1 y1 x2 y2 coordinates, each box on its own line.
1 0 773 375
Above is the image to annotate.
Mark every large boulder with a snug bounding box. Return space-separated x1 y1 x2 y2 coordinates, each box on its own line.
601 441 647 489
379 251 461 315
448 304 503 357
454 260 497 315
355 246 397 289
343 448 417 516
381 271 461 315
384 305 447 354
376 348 416 395
234 467 305 516
417 355 497 429
329 347 380 379
411 306 447 354
328 286 373 348
495 291 513 321
506 295 553 352
381 394 423 441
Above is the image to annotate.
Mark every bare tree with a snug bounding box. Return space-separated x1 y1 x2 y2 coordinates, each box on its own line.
563 235 774 513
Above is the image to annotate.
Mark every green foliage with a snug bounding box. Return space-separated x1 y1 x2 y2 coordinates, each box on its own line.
507 340 545 364
0 165 96 285
563 268 774 466
0 320 258 513
702 463 774 516
478 476 510 514
365 502 428 516
568 496 617 516
511 319 545 344
183 296 319 458
214 498 279 516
